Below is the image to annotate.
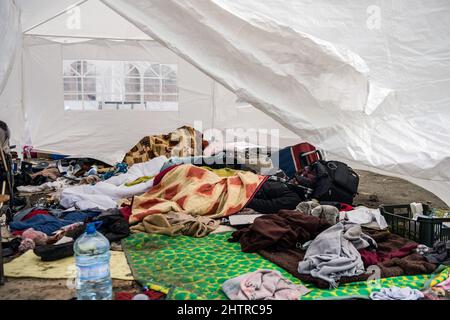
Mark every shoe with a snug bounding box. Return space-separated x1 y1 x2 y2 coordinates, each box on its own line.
34 241 74 261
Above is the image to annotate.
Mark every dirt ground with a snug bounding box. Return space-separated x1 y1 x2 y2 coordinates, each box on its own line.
0 169 448 300
354 170 447 209
0 278 138 300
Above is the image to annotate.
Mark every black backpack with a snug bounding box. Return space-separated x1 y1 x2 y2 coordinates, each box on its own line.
311 160 359 204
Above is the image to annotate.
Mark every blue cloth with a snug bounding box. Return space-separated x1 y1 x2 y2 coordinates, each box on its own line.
12 208 34 222
10 210 101 235
270 147 296 178
101 162 128 180
60 210 100 221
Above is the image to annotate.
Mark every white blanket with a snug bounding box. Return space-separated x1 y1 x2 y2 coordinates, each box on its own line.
339 206 388 230
60 156 167 210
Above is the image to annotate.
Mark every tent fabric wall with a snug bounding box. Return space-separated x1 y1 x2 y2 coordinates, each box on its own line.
0 0 20 95
0 0 24 149
22 36 215 164
99 0 450 205
22 35 298 165
0 48 25 150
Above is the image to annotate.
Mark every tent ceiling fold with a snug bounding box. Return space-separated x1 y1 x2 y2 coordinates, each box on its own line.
18 0 152 41
97 0 450 204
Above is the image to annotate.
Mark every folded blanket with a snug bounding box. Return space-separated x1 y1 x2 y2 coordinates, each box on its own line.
222 269 310 300
228 210 331 253
259 229 437 289
130 211 219 238
297 222 374 288
123 126 204 166
130 164 267 224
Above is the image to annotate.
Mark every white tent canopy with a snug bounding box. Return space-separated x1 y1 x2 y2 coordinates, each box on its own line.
1 0 450 205
23 0 152 41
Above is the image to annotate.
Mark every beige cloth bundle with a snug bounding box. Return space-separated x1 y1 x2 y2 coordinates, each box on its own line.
130 211 220 238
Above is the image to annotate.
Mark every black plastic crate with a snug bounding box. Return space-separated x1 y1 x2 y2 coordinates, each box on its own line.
379 204 450 247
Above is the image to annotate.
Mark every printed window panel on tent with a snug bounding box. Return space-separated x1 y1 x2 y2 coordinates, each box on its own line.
63 60 178 111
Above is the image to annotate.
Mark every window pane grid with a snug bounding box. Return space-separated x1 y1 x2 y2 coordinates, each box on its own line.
64 60 178 111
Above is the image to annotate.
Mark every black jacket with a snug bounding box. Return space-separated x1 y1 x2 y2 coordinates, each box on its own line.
246 179 303 214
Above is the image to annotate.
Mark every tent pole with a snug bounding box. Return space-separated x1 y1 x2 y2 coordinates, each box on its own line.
23 0 90 34
23 34 153 42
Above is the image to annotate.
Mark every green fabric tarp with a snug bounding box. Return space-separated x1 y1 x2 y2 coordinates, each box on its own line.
122 232 434 300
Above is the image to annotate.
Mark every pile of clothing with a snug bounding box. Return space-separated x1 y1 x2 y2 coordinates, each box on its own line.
230 203 437 290
5 136 448 301
3 206 130 261
5 129 277 265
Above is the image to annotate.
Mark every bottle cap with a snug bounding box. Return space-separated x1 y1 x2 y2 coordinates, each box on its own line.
85 223 97 235
85 221 103 234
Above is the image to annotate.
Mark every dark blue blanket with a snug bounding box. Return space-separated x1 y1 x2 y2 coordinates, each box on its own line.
10 210 101 235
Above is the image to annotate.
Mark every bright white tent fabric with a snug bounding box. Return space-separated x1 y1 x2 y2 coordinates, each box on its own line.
0 0 24 149
22 0 152 41
99 0 450 204
0 0 20 95
1 0 450 205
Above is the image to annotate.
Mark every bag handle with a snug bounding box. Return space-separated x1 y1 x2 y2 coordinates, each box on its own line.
299 149 323 162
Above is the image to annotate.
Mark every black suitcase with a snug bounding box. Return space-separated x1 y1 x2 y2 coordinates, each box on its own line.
311 160 359 204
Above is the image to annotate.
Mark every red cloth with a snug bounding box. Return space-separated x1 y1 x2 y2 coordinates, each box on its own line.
22 210 50 221
339 203 354 212
115 289 166 300
119 205 132 221
383 243 418 260
358 249 381 267
359 243 418 267
152 164 180 186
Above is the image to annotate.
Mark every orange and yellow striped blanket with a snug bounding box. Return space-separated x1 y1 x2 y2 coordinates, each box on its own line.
130 164 267 224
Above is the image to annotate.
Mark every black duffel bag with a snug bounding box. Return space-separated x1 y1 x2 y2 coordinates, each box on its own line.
311 160 359 204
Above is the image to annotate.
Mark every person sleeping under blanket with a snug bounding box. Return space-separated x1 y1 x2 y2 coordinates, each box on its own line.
246 178 307 214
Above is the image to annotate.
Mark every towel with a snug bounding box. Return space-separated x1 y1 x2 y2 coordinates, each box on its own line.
222 269 310 300
298 222 375 288
370 286 424 300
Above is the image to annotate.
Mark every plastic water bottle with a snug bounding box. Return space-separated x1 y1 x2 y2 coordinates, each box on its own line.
74 222 112 300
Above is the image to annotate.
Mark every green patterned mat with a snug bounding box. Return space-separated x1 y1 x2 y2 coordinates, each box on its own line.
122 232 434 300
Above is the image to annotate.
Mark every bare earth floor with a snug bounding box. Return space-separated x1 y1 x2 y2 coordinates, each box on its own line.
0 169 447 300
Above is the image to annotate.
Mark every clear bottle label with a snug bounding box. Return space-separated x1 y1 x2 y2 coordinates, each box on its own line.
77 259 110 281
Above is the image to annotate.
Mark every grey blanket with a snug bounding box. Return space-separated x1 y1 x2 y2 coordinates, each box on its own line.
297 222 376 288
222 269 311 300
